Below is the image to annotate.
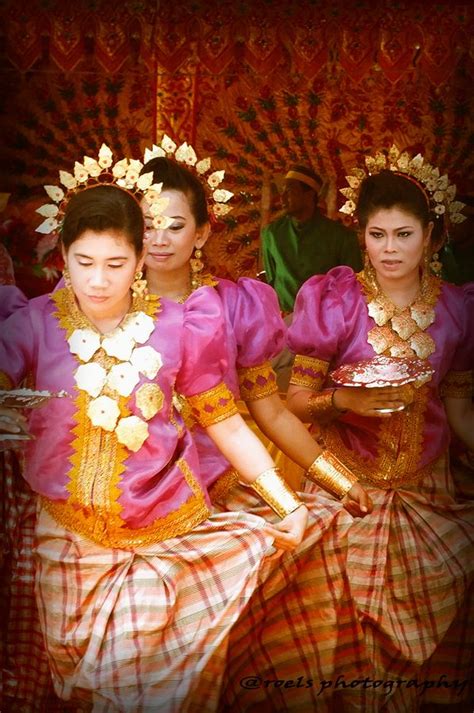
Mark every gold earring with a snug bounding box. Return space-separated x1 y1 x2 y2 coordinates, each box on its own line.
363 250 377 289
190 247 204 289
63 266 71 289
131 270 148 298
429 251 442 276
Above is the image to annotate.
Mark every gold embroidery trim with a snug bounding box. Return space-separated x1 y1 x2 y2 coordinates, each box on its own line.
290 355 330 390
208 467 240 504
0 371 13 389
322 385 430 488
439 370 473 399
238 361 278 401
187 382 238 428
356 269 442 359
42 458 210 549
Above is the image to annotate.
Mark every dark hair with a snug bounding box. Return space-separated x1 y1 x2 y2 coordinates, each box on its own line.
356 170 444 245
61 185 144 255
140 157 209 226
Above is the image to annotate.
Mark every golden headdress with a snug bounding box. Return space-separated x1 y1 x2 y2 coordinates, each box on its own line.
35 143 171 256
143 134 234 221
339 144 466 228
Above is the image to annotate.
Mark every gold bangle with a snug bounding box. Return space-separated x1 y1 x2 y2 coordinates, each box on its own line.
249 467 303 519
306 450 358 499
308 389 345 422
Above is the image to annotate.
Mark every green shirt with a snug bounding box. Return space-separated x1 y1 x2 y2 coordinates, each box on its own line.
262 212 362 312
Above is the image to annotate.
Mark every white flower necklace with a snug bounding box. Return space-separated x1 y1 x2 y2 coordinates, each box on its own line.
68 309 163 452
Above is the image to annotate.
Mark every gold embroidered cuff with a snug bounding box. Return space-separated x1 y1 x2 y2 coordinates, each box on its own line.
290 355 329 391
238 362 278 401
0 371 13 390
187 382 238 428
439 370 473 399
306 450 358 499
249 467 303 519
308 389 345 422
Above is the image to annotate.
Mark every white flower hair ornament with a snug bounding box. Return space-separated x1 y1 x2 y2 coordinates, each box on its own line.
35 143 173 254
143 134 234 221
339 144 466 230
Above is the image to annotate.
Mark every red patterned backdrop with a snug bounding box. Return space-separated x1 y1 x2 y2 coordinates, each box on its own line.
0 0 473 292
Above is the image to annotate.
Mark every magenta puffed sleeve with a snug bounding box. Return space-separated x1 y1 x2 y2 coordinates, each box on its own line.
441 282 474 398
0 302 36 388
0 285 28 321
175 286 238 427
225 278 285 401
287 267 353 391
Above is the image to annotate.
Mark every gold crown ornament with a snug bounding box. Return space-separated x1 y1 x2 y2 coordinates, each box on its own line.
143 134 234 220
339 144 466 228
35 144 172 252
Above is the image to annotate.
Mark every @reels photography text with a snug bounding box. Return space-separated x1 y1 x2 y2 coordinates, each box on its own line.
239 674 469 697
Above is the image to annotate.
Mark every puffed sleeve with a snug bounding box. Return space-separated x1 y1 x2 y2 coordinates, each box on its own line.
440 283 474 398
0 285 28 321
175 286 238 427
224 278 285 401
0 303 36 388
287 267 351 392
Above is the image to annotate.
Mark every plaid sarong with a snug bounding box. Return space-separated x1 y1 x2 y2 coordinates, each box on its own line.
1 451 64 712
222 455 474 712
35 505 274 712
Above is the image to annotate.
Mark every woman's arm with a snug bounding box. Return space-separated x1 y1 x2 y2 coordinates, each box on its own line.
248 392 372 517
206 412 308 551
444 396 474 451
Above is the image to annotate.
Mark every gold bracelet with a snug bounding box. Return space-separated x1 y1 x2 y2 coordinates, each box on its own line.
249 467 303 519
306 450 358 499
308 389 345 422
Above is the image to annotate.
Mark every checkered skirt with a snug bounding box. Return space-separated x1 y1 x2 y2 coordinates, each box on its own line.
221 456 474 712
34 505 274 713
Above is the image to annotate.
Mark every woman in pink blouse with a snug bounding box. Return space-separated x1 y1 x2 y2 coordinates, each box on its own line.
0 161 309 711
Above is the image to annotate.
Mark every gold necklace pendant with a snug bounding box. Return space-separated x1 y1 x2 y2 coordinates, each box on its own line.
358 270 441 360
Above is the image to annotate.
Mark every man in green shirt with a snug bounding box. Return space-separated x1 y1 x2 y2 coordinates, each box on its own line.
262 165 362 313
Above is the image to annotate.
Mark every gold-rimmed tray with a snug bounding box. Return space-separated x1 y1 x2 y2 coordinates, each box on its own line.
330 355 433 389
0 388 69 409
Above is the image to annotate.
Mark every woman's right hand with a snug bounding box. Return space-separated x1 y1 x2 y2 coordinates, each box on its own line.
333 385 410 418
342 483 373 517
264 504 309 551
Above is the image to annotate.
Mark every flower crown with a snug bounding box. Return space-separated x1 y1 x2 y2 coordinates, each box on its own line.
35 144 171 257
143 134 234 220
339 145 466 228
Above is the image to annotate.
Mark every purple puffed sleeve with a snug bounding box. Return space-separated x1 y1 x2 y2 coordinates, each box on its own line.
440 283 474 399
0 285 28 321
0 302 36 386
227 278 286 368
287 267 355 392
175 286 229 397
288 267 352 360
175 286 238 427
450 282 474 372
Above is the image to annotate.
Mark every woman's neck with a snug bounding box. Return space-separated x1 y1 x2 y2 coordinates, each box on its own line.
146 266 191 301
77 294 132 334
374 269 421 309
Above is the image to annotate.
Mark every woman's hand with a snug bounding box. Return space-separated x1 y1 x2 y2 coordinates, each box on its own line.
264 504 309 551
0 406 30 450
342 483 373 518
333 385 411 418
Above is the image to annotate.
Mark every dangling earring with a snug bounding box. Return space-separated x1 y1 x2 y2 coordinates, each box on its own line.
429 251 442 276
363 250 377 289
190 247 204 289
131 270 148 298
63 266 71 289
